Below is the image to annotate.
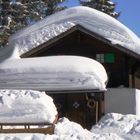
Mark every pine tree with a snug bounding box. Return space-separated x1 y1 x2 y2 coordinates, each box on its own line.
79 0 120 18
43 0 66 15
0 0 12 47
0 0 66 47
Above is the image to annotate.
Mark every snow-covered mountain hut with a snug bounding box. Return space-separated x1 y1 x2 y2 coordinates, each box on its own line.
0 55 107 128
1 6 140 128
8 6 140 89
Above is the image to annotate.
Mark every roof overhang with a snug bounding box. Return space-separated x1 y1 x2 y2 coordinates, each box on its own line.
21 24 140 61
0 56 107 92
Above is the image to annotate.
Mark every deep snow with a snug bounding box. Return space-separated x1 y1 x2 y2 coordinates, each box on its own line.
0 90 57 123
0 56 107 91
0 5 140 140
0 90 139 139
5 6 140 57
0 113 140 140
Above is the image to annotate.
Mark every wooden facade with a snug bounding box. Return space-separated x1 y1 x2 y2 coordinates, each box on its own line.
21 25 140 128
48 91 104 128
22 25 140 88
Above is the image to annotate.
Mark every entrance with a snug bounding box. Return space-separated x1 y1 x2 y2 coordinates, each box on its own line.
48 92 104 129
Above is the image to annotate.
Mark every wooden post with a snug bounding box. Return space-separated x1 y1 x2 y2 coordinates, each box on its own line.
95 101 98 123
131 68 135 88
98 92 104 121
132 74 135 88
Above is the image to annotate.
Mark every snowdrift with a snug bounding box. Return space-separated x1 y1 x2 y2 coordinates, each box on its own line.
91 113 140 140
0 91 139 140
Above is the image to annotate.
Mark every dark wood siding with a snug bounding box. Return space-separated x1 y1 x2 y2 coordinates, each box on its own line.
28 30 129 88
49 92 104 129
22 28 140 127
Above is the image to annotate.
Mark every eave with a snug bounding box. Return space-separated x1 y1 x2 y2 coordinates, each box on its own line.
21 24 140 61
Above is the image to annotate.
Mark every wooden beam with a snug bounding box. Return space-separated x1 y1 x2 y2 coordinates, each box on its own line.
0 126 54 134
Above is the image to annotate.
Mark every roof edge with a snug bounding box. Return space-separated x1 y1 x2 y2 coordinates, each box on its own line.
21 24 140 60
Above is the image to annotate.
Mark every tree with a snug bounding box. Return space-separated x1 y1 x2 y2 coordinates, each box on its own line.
79 0 120 18
0 0 66 47
43 0 66 15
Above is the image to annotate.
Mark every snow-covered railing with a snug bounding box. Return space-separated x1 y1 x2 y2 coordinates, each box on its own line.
0 122 56 134
0 113 58 134
0 90 58 134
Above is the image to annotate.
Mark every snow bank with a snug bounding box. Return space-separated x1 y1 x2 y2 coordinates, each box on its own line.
135 89 140 116
105 88 138 115
7 6 140 56
0 56 107 91
0 90 57 123
91 113 140 140
51 117 123 140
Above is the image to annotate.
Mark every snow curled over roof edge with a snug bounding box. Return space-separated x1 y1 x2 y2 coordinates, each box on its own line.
8 6 140 56
0 56 107 91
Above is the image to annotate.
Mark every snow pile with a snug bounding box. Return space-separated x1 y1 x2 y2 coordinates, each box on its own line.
7 6 140 56
0 56 107 91
0 90 57 123
135 89 140 116
91 113 140 139
49 117 123 140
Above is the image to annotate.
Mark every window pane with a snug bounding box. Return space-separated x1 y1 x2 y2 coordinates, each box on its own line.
105 53 115 63
96 54 104 63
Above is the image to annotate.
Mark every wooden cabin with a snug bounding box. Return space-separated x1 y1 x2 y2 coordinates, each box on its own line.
18 25 140 128
21 25 140 89
7 6 140 128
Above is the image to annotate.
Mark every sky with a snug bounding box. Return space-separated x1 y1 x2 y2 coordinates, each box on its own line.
62 0 140 38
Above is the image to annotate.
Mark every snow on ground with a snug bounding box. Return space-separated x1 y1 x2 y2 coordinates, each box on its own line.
91 113 140 140
6 6 140 56
0 90 57 123
0 91 139 139
0 113 140 140
51 117 124 140
0 56 107 91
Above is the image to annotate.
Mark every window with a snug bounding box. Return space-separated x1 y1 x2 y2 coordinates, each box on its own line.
105 53 115 63
96 53 115 63
96 54 104 63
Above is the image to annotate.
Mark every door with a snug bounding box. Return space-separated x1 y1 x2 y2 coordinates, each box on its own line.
48 92 104 129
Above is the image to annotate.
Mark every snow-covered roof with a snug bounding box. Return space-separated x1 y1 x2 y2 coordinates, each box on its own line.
0 56 107 91
0 90 57 124
7 6 140 57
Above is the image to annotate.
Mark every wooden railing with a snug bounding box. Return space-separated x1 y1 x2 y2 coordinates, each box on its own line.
0 122 54 134
0 115 58 134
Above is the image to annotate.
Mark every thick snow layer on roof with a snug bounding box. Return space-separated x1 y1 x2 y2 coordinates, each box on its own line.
0 46 20 62
0 90 57 123
0 56 107 91
1 113 140 140
7 6 140 56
